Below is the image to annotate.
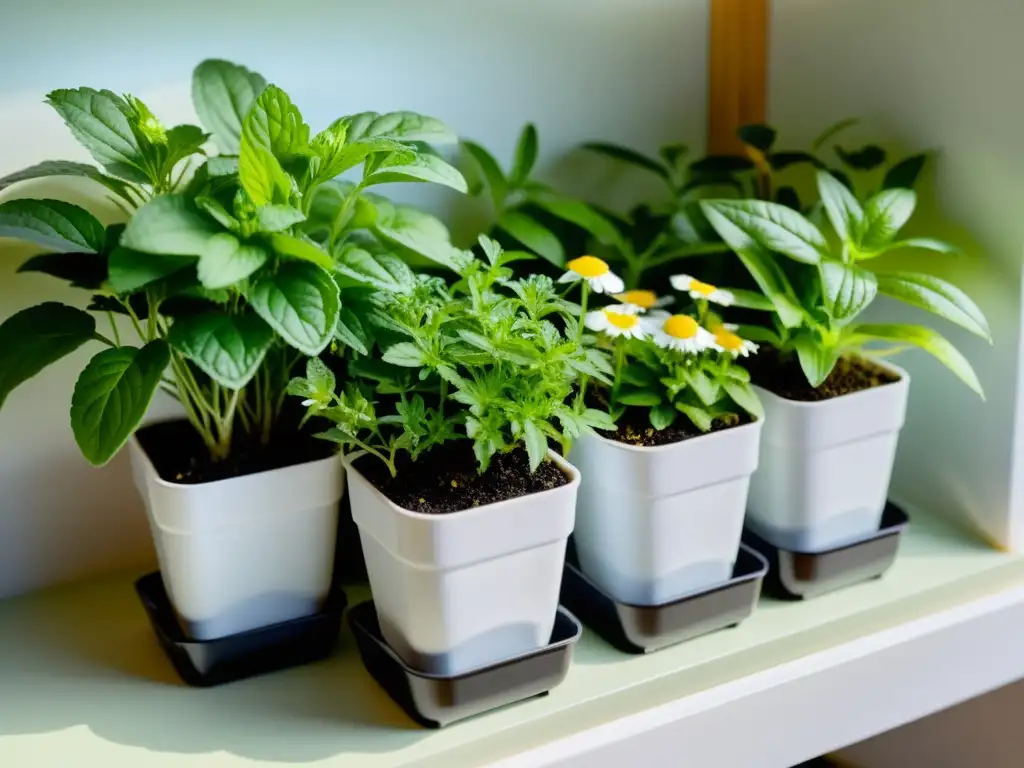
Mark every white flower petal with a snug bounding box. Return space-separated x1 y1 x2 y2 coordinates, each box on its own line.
558 271 580 284
670 274 695 291
584 310 609 331
710 288 735 307
301 399 316 407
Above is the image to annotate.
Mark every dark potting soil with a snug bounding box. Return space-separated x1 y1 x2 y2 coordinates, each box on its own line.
354 443 570 515
136 420 338 485
746 349 900 402
600 405 750 447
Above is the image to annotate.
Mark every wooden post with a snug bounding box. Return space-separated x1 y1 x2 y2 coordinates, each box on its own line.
707 0 770 155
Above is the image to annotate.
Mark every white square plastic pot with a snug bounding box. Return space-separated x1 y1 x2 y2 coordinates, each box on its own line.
569 420 762 606
747 359 910 552
128 426 345 640
345 450 579 677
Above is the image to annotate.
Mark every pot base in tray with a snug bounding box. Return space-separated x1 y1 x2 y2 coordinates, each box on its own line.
742 502 910 600
135 572 346 687
560 540 768 654
349 600 581 728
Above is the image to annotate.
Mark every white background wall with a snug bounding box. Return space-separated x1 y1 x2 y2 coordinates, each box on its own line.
0 0 710 598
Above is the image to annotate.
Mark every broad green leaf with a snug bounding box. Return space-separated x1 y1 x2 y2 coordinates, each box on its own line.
511 124 539 186
676 402 713 431
689 155 755 174
70 340 170 466
722 379 764 419
659 143 689 172
0 160 111 194
18 251 107 289
108 247 194 293
876 272 990 341
734 324 782 345
696 199 826 265
335 240 416 292
46 88 149 183
161 124 209 177
836 145 887 171
522 419 548 471
859 188 916 251
257 204 305 233
334 307 371 355
241 85 309 160
883 237 962 257
303 180 358 242
728 289 775 311
582 141 668 181
883 154 928 191
461 140 508 211
374 205 466 272
649 402 677 430
270 232 334 270
768 152 824 171
737 124 777 152
817 170 864 242
497 211 565 266
121 195 221 257
363 153 467 193
0 199 104 253
683 368 721 407
381 341 425 367
617 390 663 407
168 311 272 389
0 303 96 408
848 323 983 396
191 59 267 154
340 111 457 144
239 129 292 206
791 334 838 387
197 235 268 289
208 156 240 176
530 195 628 252
819 260 877 323
248 262 340 355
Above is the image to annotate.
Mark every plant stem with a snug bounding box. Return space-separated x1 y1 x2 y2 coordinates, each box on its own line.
106 312 122 346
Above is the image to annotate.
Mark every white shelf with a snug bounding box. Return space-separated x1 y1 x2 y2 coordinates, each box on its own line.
2 509 1024 768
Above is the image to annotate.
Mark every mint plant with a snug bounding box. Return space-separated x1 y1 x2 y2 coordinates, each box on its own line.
0 59 465 467
701 169 990 395
293 236 616 476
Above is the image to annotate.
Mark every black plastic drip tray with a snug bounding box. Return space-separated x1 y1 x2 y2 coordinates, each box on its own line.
743 502 910 600
349 601 581 728
135 572 346 687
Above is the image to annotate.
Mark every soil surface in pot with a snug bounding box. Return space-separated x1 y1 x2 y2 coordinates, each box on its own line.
747 349 900 402
599 407 750 448
137 420 337 485
354 443 569 515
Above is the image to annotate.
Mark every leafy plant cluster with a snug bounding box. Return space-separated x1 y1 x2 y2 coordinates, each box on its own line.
0 59 466 466
292 236 615 476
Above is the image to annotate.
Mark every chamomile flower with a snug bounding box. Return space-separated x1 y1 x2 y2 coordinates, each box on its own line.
670 274 735 307
611 289 674 312
651 314 721 355
585 305 646 339
712 323 759 358
558 255 625 294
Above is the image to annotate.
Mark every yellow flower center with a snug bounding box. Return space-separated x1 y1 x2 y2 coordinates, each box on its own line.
568 255 610 278
714 328 744 352
615 289 658 309
664 315 699 340
605 311 640 330
689 279 717 297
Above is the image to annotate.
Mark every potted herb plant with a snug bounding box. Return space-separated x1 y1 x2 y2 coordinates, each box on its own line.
568 277 764 605
0 59 466 638
701 170 989 552
294 236 614 675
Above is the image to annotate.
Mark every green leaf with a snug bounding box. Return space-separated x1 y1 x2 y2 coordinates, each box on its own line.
676 402 713 432
860 188 917 251
335 241 416 292
768 152 824 171
876 272 990 341
883 237 962 257
192 59 267 154
197 235 268 289
582 142 669 181
836 145 887 171
696 199 826 265
45 88 149 183
817 170 864 242
196 196 239 231
258 204 305 233
461 140 508 211
811 118 859 152
497 211 565 266
0 160 111 194
848 323 983 396
340 111 457 144
248 262 339 355
580 408 617 432
70 341 170 466
617 390 663 407
522 420 548 472
0 303 97 408
334 307 371 355
241 85 309 160
238 109 293 207
883 154 928 191
381 341 425 367
362 153 468 193
168 311 272 389
659 143 689 172
374 205 466 272
270 232 334 270
649 402 676 430
0 199 105 253
161 125 209 177
819 261 878 323
531 195 627 252
734 324 782 345
18 251 107 289
690 155 755 174
728 289 775 311
683 368 721 407
511 124 539 186
121 195 221 257
791 335 838 387
108 247 194 294
737 124 777 152
722 379 764 419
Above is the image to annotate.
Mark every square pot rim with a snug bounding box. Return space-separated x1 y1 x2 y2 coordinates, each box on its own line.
343 448 581 522
131 418 343 491
580 414 763 455
752 356 909 410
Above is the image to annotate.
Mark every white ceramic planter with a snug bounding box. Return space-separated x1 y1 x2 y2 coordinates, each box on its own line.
128 428 345 640
345 450 579 677
569 420 762 606
747 359 910 552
